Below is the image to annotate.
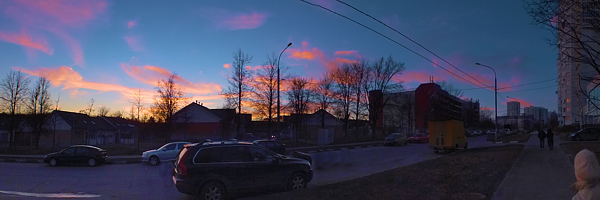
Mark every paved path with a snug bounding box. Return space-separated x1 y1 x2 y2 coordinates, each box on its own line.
492 132 577 200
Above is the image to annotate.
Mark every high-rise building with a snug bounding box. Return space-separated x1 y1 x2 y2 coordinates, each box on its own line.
524 106 549 124
507 101 521 117
556 0 600 126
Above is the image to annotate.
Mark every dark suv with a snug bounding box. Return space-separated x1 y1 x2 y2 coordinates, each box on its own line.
172 141 313 200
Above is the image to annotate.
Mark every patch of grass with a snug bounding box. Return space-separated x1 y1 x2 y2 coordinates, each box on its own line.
560 142 600 162
499 134 532 143
246 145 524 200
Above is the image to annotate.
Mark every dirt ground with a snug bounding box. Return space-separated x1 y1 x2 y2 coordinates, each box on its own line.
246 145 524 200
560 141 600 162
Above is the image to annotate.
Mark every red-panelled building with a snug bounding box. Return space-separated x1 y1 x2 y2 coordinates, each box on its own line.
415 83 464 132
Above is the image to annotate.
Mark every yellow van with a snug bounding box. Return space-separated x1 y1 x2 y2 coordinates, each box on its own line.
428 120 468 153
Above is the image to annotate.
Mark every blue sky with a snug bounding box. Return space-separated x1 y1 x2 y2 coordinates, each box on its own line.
0 0 557 117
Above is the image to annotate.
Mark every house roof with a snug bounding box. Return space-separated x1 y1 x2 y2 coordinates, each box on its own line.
102 117 138 131
50 110 115 131
174 102 236 122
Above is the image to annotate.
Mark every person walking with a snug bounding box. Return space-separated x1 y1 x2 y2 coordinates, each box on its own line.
572 149 600 200
547 128 554 150
538 129 546 149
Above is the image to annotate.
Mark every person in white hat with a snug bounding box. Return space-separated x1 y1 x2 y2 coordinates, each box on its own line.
573 149 600 200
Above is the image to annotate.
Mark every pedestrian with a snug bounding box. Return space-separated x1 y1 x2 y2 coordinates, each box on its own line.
547 128 554 150
572 149 600 200
538 129 546 149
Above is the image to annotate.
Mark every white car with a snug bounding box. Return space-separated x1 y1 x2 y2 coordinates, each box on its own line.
141 142 190 166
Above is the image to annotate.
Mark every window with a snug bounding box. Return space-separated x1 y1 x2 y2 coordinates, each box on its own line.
64 147 76 155
76 147 90 154
567 107 571 112
163 144 176 151
220 146 253 162
177 143 186 150
566 98 570 103
249 146 274 162
567 116 571 120
194 147 222 163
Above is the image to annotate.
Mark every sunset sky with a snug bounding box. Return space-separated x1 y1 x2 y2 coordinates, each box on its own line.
0 0 557 117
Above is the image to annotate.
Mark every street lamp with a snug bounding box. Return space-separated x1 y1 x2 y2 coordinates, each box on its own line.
278 42 292 136
475 63 497 133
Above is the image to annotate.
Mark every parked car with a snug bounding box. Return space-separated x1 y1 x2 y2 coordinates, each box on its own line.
43 145 108 167
408 133 429 143
280 130 292 140
173 140 313 200
253 140 312 164
569 128 600 141
142 142 190 166
384 133 408 146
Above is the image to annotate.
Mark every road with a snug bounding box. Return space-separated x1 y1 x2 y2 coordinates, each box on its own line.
0 135 491 199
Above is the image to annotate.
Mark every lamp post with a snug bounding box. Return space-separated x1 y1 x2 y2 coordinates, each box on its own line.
475 63 497 133
277 43 292 136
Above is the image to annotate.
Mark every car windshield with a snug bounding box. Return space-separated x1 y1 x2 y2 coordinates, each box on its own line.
387 134 398 139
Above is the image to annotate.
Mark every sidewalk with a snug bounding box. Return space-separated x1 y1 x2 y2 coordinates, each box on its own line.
492 132 577 200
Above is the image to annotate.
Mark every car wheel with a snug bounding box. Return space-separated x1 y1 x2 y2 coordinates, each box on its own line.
88 158 96 167
287 173 306 191
149 156 160 166
49 158 57 167
199 181 225 200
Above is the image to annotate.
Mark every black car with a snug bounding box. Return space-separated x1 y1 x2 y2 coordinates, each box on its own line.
569 128 600 141
253 140 312 164
43 145 108 167
172 140 313 200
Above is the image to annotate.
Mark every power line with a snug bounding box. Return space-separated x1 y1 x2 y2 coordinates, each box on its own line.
334 0 492 90
497 78 557 91
504 85 557 93
298 0 493 92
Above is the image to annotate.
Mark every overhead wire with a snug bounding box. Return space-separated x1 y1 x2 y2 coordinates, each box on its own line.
298 0 493 92
334 0 493 90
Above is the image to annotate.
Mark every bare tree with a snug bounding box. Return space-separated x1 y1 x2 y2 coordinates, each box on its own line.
367 56 405 139
131 89 144 122
313 75 334 128
111 110 125 118
350 58 371 129
84 98 95 116
526 0 600 112
286 76 312 141
249 54 278 135
221 49 253 138
436 80 463 97
0 70 30 149
152 74 185 142
330 64 355 142
97 105 110 117
27 77 52 149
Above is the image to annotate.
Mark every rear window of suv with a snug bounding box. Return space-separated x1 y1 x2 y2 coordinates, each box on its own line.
194 146 253 163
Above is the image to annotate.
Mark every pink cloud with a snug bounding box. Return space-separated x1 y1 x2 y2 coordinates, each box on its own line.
0 31 53 54
221 13 267 30
16 66 147 100
506 97 533 108
334 50 357 55
223 64 231 69
481 107 495 111
121 64 222 95
2 0 107 66
201 8 268 31
288 41 357 72
395 70 437 84
127 20 137 29
124 35 144 51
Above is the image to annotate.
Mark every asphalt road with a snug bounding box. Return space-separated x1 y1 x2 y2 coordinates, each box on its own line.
0 135 492 199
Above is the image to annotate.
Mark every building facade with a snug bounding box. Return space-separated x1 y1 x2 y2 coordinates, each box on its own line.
524 106 549 124
507 101 521 117
556 0 600 126
415 83 463 132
